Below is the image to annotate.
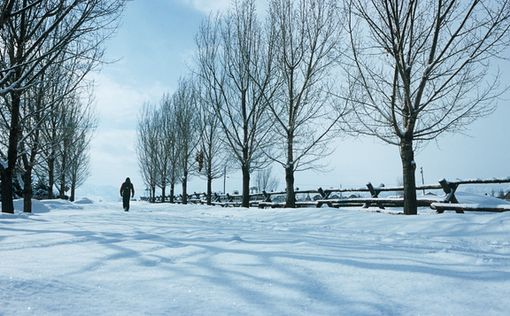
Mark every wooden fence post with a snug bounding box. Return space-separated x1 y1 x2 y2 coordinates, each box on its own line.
365 182 385 209
438 179 463 213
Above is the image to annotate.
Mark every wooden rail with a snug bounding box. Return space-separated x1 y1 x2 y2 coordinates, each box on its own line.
144 177 510 213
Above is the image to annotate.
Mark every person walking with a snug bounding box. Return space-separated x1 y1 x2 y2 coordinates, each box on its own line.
120 177 135 211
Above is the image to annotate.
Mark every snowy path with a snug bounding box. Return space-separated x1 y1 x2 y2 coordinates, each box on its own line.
1 200 510 315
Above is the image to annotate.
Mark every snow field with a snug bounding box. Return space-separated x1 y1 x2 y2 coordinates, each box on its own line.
1 199 509 315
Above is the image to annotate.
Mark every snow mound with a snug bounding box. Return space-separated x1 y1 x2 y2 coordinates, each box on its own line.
39 199 83 211
74 197 95 205
7 199 85 215
456 191 510 207
13 199 50 213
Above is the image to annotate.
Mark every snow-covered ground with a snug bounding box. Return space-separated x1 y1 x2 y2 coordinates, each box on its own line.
1 198 510 315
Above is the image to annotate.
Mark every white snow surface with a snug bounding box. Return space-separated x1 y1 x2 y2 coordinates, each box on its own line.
1 199 510 316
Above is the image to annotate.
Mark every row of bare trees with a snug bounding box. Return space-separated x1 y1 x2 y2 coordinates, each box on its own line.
137 78 231 205
0 0 127 213
138 0 510 214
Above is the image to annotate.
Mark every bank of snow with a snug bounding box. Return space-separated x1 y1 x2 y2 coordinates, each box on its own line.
1 199 509 315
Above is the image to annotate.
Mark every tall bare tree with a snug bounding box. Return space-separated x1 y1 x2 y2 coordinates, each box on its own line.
267 0 346 207
66 97 96 202
19 75 47 212
153 93 183 203
161 94 182 203
35 45 97 200
136 103 159 203
195 0 277 207
196 82 230 205
0 0 126 213
345 0 510 214
154 94 172 203
174 78 201 205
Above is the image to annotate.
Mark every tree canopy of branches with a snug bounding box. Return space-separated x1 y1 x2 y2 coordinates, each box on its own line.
53 93 96 203
267 0 346 207
345 0 510 214
195 0 277 207
154 94 178 203
0 0 126 213
174 78 201 205
136 103 160 203
196 82 231 205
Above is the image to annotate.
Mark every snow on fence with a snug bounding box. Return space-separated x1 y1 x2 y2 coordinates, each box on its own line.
146 178 510 213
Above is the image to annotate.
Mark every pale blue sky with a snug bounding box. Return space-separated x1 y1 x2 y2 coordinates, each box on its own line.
80 0 510 200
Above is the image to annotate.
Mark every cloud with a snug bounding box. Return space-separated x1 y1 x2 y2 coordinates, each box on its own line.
178 0 231 14
89 73 168 129
178 0 268 15
88 128 139 183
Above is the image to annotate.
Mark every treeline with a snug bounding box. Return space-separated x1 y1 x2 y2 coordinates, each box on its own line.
138 0 510 214
0 0 127 213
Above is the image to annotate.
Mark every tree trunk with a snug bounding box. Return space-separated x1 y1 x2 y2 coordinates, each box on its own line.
400 139 418 215
70 184 76 202
285 165 296 208
151 185 156 203
1 169 15 214
206 174 213 205
206 152 213 205
48 157 55 199
161 179 166 203
170 181 175 203
285 133 295 208
70 171 76 202
59 150 67 199
23 166 33 213
241 164 250 208
1 91 21 214
182 170 188 204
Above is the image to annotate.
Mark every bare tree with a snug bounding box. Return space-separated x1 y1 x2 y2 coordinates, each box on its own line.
53 93 93 200
255 166 279 193
267 0 346 207
68 136 92 202
154 93 184 203
195 0 277 207
36 47 97 200
174 78 201 204
136 95 184 204
154 94 171 203
163 103 182 203
66 99 96 202
19 74 47 212
0 0 126 213
196 82 230 205
160 94 181 203
344 0 510 215
136 103 159 203
1 38 97 212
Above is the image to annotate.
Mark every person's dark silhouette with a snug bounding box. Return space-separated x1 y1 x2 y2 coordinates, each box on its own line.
120 177 135 211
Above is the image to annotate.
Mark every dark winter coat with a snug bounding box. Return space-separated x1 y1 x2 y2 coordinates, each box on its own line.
120 178 135 198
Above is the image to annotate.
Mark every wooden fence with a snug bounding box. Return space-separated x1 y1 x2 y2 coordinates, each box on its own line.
143 178 510 213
